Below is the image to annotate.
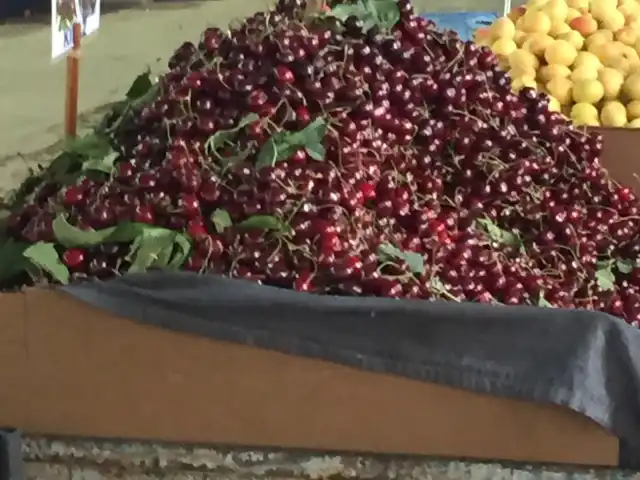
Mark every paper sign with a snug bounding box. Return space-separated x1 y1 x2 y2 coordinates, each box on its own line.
79 0 101 37
51 0 81 59
51 0 101 59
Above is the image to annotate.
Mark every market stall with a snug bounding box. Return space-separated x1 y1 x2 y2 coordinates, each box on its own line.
2 0 640 473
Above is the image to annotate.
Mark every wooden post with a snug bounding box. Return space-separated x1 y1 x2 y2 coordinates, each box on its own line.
64 22 82 139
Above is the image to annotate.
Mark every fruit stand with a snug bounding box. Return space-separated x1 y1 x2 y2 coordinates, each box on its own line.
479 0 640 126
2 0 640 475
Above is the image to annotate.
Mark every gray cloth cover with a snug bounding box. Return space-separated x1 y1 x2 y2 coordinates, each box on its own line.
0 429 23 480
63 272 640 468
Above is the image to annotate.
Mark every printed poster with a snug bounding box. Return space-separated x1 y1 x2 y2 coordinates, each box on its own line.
51 0 101 59
80 0 101 38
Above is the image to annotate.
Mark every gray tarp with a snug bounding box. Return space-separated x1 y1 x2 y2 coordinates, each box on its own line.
62 272 640 468
0 429 23 480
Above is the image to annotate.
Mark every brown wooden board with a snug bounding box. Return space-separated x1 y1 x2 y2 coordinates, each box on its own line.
0 289 619 467
593 127 640 194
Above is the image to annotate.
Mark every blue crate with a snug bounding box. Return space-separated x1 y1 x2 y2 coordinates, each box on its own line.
420 12 499 41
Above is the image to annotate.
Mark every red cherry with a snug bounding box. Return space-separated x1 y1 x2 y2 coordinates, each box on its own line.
62 248 86 269
247 89 268 111
62 186 84 206
275 65 295 84
133 205 155 224
294 270 314 292
117 161 136 181
187 220 207 239
289 148 307 164
618 187 635 203
178 194 201 217
320 231 341 255
295 106 311 126
359 182 376 201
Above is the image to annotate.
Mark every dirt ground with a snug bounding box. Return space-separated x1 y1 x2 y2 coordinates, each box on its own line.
0 0 509 196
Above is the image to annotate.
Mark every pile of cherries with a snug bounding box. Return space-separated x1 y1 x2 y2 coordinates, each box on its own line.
7 0 640 325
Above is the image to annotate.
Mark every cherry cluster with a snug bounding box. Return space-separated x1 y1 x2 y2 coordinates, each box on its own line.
7 0 640 325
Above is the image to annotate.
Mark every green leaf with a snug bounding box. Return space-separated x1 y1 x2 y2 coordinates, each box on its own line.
66 134 113 159
367 0 400 28
596 267 616 291
53 216 118 248
256 118 327 169
538 294 553 308
126 228 191 273
237 215 289 233
48 152 81 182
82 151 120 174
169 233 192 268
23 242 70 285
596 259 613 269
235 113 261 130
205 113 260 157
0 238 30 282
328 0 399 30
131 83 160 109
256 135 283 169
377 243 425 275
126 70 154 101
476 217 503 241
211 209 233 233
305 143 326 162
127 231 173 273
617 259 634 274
52 215 150 248
329 3 365 21
299 117 327 143
429 277 450 295
476 218 521 247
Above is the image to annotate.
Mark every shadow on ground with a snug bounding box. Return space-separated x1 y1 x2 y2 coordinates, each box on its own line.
0 0 213 38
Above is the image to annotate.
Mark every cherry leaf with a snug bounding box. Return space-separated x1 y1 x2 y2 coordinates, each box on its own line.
52 215 150 248
126 228 192 273
367 0 400 28
0 238 30 282
23 242 70 285
476 217 521 247
82 150 120 174
127 231 175 273
617 259 634 274
126 70 154 101
205 113 260 157
237 215 289 233
538 294 553 308
256 132 300 169
53 216 118 247
298 117 327 144
256 118 327 169
211 209 233 233
169 233 193 268
377 242 425 275
329 3 364 21
329 0 399 30
305 143 326 161
595 267 615 291
47 152 82 183
67 133 113 159
255 136 280 169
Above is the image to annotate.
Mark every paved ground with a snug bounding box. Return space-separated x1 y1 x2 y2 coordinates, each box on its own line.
0 0 509 196
21 436 634 480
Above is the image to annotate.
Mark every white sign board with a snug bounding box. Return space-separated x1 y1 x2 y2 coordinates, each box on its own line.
51 0 101 59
